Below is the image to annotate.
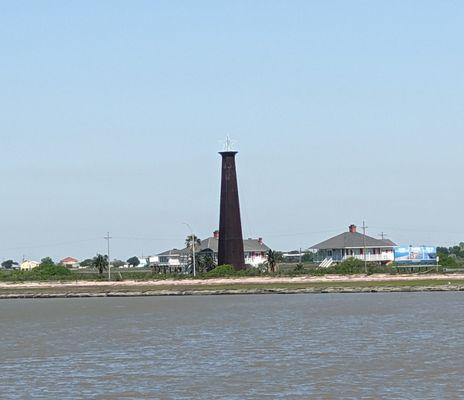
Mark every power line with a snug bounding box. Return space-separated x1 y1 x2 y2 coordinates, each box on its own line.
255 229 342 238
0 238 101 252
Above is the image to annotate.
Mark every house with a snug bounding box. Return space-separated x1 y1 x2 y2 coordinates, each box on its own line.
310 224 396 267
197 231 269 267
20 260 40 271
152 231 271 272
149 249 184 273
133 257 148 268
244 237 270 266
60 257 80 268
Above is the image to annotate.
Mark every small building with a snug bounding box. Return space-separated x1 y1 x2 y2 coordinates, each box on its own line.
134 257 148 268
244 237 270 266
149 249 183 273
153 231 270 272
20 260 40 271
60 257 80 268
310 225 396 266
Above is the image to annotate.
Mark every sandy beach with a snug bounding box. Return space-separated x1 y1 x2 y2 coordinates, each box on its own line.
1 273 464 292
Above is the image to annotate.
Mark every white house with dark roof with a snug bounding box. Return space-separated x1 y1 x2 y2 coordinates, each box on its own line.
153 231 270 271
197 231 270 267
311 225 396 266
149 249 183 272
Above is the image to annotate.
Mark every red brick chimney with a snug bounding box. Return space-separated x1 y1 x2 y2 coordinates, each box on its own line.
349 224 357 233
213 230 220 239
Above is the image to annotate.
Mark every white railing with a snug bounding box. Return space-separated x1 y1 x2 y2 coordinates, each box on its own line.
342 254 394 262
319 257 334 268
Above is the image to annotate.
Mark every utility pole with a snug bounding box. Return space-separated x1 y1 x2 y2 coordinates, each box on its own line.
183 223 196 277
362 221 368 274
379 232 387 240
192 235 196 277
104 232 112 280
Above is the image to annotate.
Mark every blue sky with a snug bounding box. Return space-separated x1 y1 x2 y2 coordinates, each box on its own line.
1 1 463 261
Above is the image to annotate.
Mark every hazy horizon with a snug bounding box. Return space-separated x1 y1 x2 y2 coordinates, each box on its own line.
1 1 463 262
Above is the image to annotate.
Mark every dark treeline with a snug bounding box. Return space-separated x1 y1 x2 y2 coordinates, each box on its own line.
437 243 464 266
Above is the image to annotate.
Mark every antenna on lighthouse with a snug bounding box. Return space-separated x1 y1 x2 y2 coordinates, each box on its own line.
222 135 236 151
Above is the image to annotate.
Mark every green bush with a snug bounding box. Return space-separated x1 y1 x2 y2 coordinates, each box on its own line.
1 263 74 282
205 264 236 277
203 265 265 278
438 253 458 267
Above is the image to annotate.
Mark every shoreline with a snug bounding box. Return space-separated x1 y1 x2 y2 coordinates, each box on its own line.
2 273 464 289
1 285 463 299
1 273 464 299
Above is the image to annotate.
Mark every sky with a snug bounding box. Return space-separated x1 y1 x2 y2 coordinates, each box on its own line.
1 1 463 262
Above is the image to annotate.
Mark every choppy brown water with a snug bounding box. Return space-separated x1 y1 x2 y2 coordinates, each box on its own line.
1 293 463 399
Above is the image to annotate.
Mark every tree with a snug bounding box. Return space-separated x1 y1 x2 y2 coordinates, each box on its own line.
437 246 448 255
80 258 94 267
196 253 216 273
1 260 18 269
185 235 201 249
92 254 108 275
302 252 315 263
40 257 55 266
127 256 140 268
437 244 464 265
438 253 458 267
112 259 125 268
267 249 277 273
337 257 364 274
274 251 284 263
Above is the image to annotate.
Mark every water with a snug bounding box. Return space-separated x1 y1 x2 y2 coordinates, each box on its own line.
1 292 463 399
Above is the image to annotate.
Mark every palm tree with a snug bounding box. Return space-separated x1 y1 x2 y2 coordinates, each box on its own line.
184 235 201 275
92 254 108 275
197 252 216 273
267 249 277 273
185 235 201 248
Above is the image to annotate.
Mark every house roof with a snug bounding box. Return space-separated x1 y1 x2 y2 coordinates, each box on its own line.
244 239 270 252
60 257 79 263
157 249 182 256
195 237 270 253
310 231 397 250
20 260 40 266
381 239 397 246
158 237 270 256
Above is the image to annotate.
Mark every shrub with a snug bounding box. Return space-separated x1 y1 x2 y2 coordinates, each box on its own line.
2 263 74 282
438 253 458 267
294 263 304 272
332 257 365 274
205 264 236 277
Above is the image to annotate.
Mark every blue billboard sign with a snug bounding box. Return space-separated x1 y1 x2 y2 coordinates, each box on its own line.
394 246 437 265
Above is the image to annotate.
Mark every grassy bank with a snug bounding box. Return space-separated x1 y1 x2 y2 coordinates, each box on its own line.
2 260 460 283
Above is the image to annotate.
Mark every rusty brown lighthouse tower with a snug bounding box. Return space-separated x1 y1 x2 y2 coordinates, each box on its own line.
218 138 245 270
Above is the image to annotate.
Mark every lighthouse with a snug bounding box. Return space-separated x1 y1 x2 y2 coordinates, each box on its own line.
217 137 245 270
